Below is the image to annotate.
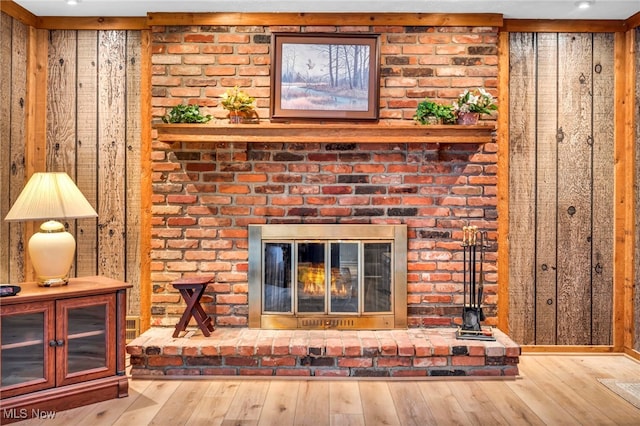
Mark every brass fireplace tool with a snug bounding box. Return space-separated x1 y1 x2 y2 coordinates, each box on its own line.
456 225 495 341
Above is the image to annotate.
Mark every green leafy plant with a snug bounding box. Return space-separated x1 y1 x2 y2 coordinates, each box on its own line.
452 88 498 115
220 86 255 112
162 104 212 123
414 98 455 125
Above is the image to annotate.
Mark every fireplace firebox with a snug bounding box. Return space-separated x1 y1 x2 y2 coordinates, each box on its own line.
248 224 407 329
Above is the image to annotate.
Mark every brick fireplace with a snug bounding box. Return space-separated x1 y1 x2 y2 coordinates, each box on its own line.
128 19 518 378
149 22 500 330
151 137 498 329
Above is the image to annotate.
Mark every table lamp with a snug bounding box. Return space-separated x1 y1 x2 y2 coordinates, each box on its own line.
4 172 98 287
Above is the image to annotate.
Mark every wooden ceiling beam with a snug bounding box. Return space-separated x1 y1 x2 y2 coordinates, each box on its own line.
146 12 503 28
35 16 148 30
503 19 627 33
626 11 640 29
0 0 37 27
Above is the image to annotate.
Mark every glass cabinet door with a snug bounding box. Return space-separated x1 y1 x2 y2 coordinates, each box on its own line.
57 294 116 386
0 302 56 398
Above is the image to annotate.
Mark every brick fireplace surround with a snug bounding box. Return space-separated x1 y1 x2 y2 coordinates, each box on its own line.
128 21 521 377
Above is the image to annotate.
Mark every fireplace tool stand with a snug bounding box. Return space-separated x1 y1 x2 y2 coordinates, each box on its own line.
456 226 495 341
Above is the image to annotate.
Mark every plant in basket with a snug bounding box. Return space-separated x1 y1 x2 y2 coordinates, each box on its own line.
220 86 256 123
452 88 497 124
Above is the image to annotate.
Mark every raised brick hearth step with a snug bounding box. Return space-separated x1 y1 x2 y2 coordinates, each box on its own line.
127 328 520 378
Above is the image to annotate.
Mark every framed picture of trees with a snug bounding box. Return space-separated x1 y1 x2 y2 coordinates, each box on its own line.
270 33 380 121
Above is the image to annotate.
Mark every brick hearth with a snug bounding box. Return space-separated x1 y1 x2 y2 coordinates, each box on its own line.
126 327 520 378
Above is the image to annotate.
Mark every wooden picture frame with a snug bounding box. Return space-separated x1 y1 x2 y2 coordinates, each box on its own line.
270 33 380 121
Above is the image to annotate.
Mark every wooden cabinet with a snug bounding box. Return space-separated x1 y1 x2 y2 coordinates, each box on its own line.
0 276 131 423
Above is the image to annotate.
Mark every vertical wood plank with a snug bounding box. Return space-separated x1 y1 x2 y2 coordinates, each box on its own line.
28 30 48 177
619 29 638 353
0 12 13 282
139 29 152 331
46 29 78 278
634 27 640 353
590 32 615 345
556 33 593 345
534 33 559 345
508 32 537 344
125 30 142 314
496 31 510 334
24 28 49 283
46 30 76 173
97 30 127 280
7 17 29 283
75 30 99 277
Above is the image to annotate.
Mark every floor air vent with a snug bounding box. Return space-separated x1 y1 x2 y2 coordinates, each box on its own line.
126 316 140 342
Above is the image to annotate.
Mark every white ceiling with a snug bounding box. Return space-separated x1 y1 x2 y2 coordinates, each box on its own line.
11 0 640 20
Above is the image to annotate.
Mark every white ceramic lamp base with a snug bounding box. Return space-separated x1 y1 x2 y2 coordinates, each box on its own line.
28 220 76 287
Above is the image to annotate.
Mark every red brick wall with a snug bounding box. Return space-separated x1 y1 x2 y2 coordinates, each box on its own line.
150 24 499 328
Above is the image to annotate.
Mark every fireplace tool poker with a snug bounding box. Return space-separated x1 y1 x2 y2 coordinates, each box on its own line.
457 226 495 341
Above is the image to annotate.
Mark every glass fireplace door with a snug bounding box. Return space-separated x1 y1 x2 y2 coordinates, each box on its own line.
250 224 407 329
264 240 392 316
297 242 326 313
263 242 293 313
363 242 392 313
330 243 359 314
296 242 363 315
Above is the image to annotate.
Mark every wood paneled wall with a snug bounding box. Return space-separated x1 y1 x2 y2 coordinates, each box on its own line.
46 29 143 314
0 13 143 315
0 7 637 352
1 13 28 285
508 33 616 346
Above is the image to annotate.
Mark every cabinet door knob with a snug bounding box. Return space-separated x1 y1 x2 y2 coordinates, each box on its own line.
49 340 57 347
56 339 64 346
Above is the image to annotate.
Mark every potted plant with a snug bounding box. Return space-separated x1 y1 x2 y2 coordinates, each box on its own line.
414 98 455 125
162 104 212 124
220 86 256 123
452 88 497 124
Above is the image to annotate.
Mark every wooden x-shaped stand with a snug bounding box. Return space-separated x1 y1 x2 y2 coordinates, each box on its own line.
172 277 215 338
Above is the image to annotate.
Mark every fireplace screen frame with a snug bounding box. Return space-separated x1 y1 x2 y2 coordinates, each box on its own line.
248 224 407 329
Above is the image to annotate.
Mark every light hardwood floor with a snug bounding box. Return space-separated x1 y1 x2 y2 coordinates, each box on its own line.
12 354 640 425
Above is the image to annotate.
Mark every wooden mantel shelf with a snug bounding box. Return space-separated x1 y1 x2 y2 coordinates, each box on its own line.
154 122 496 144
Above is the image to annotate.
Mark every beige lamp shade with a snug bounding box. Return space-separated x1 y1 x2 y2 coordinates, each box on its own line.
4 172 97 221
4 172 97 286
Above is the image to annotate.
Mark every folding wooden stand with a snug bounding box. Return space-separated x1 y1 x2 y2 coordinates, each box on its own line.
171 276 215 337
